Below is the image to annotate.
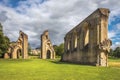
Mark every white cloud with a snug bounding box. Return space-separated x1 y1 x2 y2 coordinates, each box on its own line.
111 42 120 50
108 31 116 39
0 11 8 22
0 0 120 48
116 23 120 30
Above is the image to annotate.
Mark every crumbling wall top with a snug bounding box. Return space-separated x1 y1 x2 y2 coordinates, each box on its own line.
43 30 49 36
19 30 28 39
98 8 110 17
65 8 110 37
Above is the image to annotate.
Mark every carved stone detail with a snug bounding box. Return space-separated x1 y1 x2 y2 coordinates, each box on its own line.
98 39 112 52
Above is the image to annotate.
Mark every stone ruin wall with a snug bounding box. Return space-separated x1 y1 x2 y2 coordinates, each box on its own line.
62 8 112 66
41 30 55 59
4 31 28 59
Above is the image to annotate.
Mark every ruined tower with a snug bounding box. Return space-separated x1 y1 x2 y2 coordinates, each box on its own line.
4 31 28 59
41 30 55 59
62 8 112 66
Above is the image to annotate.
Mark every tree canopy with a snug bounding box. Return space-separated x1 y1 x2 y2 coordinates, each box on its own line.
109 47 120 58
0 24 10 57
54 43 64 56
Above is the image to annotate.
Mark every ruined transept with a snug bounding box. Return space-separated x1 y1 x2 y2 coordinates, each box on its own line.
61 8 112 66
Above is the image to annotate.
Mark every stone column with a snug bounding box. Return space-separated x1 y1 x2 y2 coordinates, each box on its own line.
22 34 28 59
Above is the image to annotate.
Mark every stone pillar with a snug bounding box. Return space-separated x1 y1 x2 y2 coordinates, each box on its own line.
96 9 110 66
41 34 46 59
12 49 17 59
19 31 28 59
23 34 28 59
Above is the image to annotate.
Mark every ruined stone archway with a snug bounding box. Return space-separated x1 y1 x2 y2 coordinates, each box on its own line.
11 45 22 59
41 30 55 59
4 31 28 59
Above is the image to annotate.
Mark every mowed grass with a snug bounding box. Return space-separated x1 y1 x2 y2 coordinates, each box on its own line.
0 58 120 80
109 58 120 68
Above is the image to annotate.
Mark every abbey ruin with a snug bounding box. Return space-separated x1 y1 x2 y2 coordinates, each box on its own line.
40 30 55 59
4 31 28 59
61 8 112 66
1 8 112 67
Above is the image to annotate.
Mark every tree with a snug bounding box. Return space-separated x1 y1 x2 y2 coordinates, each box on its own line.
0 26 10 57
113 47 120 58
28 43 32 55
54 43 64 56
0 23 10 57
108 49 114 56
109 47 120 58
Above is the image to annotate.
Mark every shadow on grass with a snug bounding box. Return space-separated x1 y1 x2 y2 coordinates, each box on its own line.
0 59 33 63
48 59 95 66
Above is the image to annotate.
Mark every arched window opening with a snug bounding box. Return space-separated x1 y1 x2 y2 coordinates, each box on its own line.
17 49 22 59
47 50 51 59
75 36 77 48
68 42 70 50
84 30 89 46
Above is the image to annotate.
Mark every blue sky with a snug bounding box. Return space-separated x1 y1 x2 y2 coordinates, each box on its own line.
0 0 22 7
0 0 120 49
0 0 45 8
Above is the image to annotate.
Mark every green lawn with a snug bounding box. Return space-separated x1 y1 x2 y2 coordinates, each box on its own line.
0 58 120 80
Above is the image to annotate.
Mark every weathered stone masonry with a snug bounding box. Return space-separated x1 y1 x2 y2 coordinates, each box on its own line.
41 30 55 59
61 8 112 66
4 31 28 59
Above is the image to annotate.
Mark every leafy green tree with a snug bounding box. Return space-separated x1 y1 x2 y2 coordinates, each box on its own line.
113 47 120 58
108 49 114 56
0 25 10 57
54 43 64 56
0 33 10 57
28 43 32 55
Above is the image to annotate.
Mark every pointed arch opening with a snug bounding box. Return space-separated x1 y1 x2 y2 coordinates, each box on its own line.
46 50 51 59
17 49 22 59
